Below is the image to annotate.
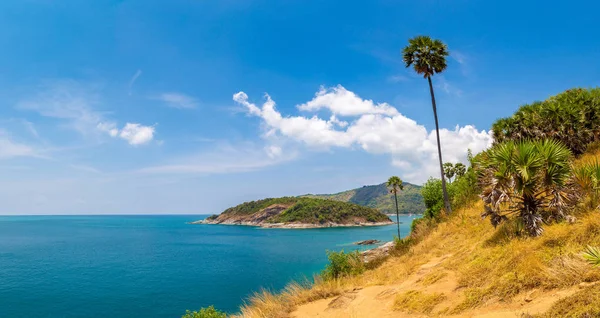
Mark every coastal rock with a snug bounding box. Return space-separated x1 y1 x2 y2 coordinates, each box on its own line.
362 241 395 262
354 239 381 245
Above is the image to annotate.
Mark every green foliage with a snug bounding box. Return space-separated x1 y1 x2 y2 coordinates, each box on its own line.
221 197 390 225
583 246 600 267
182 306 227 318
402 36 448 78
571 160 600 209
443 162 455 182
386 176 404 194
478 139 573 236
305 182 425 215
421 178 450 219
492 87 600 155
221 197 299 216
321 250 364 280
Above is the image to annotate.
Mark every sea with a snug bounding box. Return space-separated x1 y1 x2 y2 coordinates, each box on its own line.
0 214 417 318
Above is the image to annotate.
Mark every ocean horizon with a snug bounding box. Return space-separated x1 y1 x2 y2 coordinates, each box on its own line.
0 214 417 318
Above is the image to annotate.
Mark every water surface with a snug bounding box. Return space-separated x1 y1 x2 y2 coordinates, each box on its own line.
0 215 417 317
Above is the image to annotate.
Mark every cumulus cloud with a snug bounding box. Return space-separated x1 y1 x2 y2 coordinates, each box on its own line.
18 81 155 146
157 92 198 109
297 85 399 116
119 123 155 145
233 86 493 183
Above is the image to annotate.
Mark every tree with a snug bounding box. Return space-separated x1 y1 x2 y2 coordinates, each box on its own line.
443 162 455 183
403 35 452 213
478 139 573 236
386 176 404 238
454 163 466 178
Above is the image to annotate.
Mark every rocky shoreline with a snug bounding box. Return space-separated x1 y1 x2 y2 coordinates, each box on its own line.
191 219 393 229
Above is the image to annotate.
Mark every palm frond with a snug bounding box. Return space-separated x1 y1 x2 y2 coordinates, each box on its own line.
582 246 600 267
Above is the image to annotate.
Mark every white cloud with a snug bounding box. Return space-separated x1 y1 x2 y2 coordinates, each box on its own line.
0 132 38 159
297 85 399 116
128 69 142 95
234 86 493 184
119 123 155 145
157 92 198 109
18 81 156 146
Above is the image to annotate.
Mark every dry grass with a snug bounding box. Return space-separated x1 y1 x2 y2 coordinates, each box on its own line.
536 283 600 317
393 290 446 314
236 152 600 317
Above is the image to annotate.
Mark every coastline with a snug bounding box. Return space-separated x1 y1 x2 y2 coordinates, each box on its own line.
190 219 394 229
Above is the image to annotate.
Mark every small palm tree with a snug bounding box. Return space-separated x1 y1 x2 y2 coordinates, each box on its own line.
387 176 404 238
403 35 451 213
478 139 573 236
454 163 467 179
443 162 455 183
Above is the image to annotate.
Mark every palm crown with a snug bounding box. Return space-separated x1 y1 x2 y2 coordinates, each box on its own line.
386 176 404 194
402 36 448 78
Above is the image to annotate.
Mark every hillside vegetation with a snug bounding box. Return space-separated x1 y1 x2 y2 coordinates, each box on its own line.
202 197 392 227
304 182 425 215
186 87 600 317
227 87 600 318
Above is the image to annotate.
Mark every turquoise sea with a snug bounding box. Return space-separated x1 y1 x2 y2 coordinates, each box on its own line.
0 215 416 317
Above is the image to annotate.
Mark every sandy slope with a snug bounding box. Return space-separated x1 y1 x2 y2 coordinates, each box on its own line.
291 254 582 318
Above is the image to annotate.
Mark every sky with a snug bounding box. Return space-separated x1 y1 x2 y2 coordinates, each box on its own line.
0 0 599 215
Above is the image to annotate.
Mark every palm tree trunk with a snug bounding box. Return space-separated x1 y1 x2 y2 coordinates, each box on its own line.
394 192 400 238
428 76 452 213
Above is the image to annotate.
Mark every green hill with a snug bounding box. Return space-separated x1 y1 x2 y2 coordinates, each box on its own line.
197 197 392 228
303 182 425 214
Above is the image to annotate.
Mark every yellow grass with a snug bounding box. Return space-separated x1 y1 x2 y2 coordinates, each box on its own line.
393 290 446 314
236 149 600 317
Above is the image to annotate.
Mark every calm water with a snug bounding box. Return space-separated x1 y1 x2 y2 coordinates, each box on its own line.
0 215 417 318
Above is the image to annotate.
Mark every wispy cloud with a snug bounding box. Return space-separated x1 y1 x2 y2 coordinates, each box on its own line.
0 130 40 159
69 164 101 174
436 76 463 97
128 69 142 95
387 74 410 83
17 80 156 146
156 92 198 109
138 143 295 174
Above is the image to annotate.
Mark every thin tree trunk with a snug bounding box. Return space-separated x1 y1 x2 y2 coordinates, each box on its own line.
394 192 400 238
428 76 452 213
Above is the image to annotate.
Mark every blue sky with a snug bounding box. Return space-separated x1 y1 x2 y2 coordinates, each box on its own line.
1 0 599 215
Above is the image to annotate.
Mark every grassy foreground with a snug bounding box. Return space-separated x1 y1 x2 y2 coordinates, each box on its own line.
235 200 600 317
232 148 600 317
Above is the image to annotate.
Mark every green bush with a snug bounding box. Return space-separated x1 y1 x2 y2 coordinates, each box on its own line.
182 306 227 318
492 87 600 155
321 250 364 280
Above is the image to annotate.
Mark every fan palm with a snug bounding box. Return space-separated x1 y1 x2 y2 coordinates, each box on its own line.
402 35 452 213
478 139 573 236
386 176 404 238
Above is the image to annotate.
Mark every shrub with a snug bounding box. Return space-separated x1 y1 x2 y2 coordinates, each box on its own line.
478 139 573 236
321 250 364 280
492 87 600 155
182 306 227 318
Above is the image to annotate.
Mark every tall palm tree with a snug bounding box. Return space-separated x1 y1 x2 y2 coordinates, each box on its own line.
402 35 452 213
386 176 404 238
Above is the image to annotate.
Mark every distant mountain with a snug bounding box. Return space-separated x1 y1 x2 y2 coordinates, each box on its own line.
303 182 425 215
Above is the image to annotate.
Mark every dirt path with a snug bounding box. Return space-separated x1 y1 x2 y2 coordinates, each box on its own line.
291 254 579 318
